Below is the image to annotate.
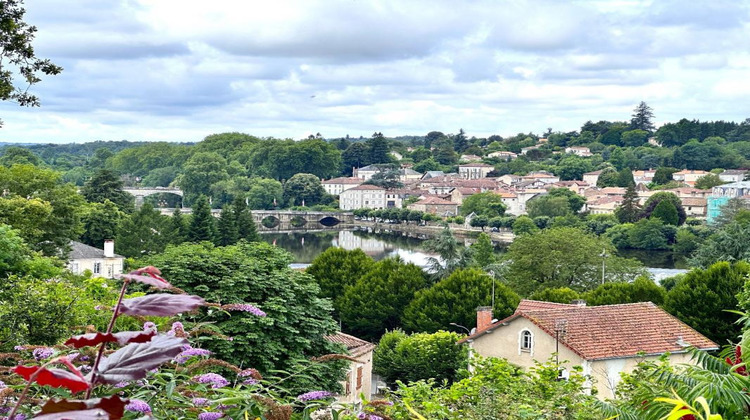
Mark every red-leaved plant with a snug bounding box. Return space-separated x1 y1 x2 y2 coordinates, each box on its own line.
7 266 205 419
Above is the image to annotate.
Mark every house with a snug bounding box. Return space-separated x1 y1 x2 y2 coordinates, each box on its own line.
67 240 125 279
719 169 747 183
525 171 560 184
586 196 623 215
339 185 400 210
520 144 542 155
564 146 593 157
458 163 494 180
450 187 480 205
458 300 717 400
398 168 423 182
487 151 517 161
632 169 656 185
707 181 750 222
513 189 547 215
459 154 483 162
498 174 523 185
421 170 445 180
326 332 376 404
353 165 383 181
673 170 709 186
390 151 403 161
408 196 459 216
497 191 520 215
582 170 603 186
321 177 363 196
681 197 707 218
552 181 590 196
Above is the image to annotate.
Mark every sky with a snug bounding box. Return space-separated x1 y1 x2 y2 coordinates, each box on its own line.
1 0 749 143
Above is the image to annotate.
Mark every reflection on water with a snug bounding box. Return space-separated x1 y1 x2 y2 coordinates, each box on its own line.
262 229 688 273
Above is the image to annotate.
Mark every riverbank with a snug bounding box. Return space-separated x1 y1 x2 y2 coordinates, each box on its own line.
350 219 516 243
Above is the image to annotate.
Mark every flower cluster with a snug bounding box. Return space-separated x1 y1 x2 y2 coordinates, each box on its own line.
357 413 383 420
174 345 212 364
192 398 210 407
143 321 156 331
192 373 229 389
198 412 223 420
297 391 334 402
222 303 266 317
32 347 54 361
125 399 152 414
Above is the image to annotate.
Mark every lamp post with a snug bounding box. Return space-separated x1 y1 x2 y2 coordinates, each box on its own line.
449 323 471 335
599 248 608 284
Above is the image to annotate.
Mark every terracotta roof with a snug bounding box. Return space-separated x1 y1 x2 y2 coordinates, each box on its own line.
347 184 384 191
322 177 363 185
601 187 626 195
681 197 707 206
325 332 376 358
459 300 718 360
415 196 457 206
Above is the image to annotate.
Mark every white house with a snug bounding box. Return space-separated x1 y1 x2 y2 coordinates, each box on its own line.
719 169 747 183
582 170 603 185
458 163 494 180
459 300 717 400
632 169 656 185
339 185 401 210
564 146 592 157
321 177 363 196
673 170 710 186
353 165 382 181
67 240 125 279
487 151 518 160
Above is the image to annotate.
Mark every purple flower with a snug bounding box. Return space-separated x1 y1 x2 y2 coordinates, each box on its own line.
125 399 151 413
32 347 54 361
198 412 223 420
13 345 26 351
297 391 333 401
113 381 129 388
192 397 210 407
174 345 212 364
370 416 383 420
143 321 156 331
79 355 90 362
171 321 184 330
242 378 259 386
357 413 367 420
222 303 266 317
192 373 229 389
0 380 6 389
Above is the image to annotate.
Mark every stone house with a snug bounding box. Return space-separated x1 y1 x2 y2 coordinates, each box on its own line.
673 170 710 187
326 332 376 405
321 177 363 196
458 163 494 180
408 196 459 216
339 185 401 210
458 300 717 400
582 170 603 186
67 240 124 279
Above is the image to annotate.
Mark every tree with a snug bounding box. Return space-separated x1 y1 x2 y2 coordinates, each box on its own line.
596 167 620 188
555 154 594 180
413 157 442 173
664 261 749 344
424 131 446 149
167 206 187 244
621 129 649 147
460 192 507 218
652 167 678 185
712 197 750 228
283 173 326 207
179 152 230 205
505 227 644 295
690 222 750 268
528 287 580 304
453 128 468 153
422 225 473 279
469 214 489 231
627 218 670 250
470 232 496 268
630 101 655 132
216 205 238 246
694 173 725 190
365 167 403 190
617 168 635 187
0 146 42 166
641 192 687 225
80 169 134 212
232 196 259 242
527 196 572 218
651 200 679 226
80 200 124 247
583 276 666 306
144 241 345 391
615 185 641 223
245 178 283 210
342 142 371 173
402 268 519 333
0 0 62 126
339 257 428 341
512 215 539 235
306 247 375 315
115 203 171 258
373 330 469 388
187 195 216 243
367 132 391 164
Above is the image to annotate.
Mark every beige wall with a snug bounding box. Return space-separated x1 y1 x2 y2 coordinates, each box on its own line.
469 318 696 400
336 349 374 405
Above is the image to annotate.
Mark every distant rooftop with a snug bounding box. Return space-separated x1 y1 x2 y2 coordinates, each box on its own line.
69 241 124 259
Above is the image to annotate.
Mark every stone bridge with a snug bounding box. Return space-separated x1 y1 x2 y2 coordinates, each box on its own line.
123 187 183 206
251 210 354 229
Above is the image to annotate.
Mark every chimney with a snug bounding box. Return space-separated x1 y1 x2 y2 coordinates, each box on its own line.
103 240 115 258
571 299 586 307
476 306 493 331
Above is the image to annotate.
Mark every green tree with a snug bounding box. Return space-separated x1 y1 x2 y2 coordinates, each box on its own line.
283 173 326 207
373 330 469 388
641 192 687 225
0 146 42 166
244 178 283 209
342 142 371 173
423 225 473 278
0 224 60 279
80 169 134 212
528 287 580 304
673 228 699 254
621 129 649 147
231 196 259 242
652 167 678 185
596 167 620 188
339 257 428 341
80 200 124 247
664 261 749 344
187 195 216 243
460 192 507 218
712 197 750 228
144 241 345 391
512 215 539 235
216 205 239 246
179 152 230 205
689 222 750 268
617 167 635 187
527 196 572 218
506 227 644 294
555 154 594 180
627 218 670 250
367 132 391 164
452 128 468 153
402 268 519 333
306 247 375 315
615 185 641 223
583 276 666 306
694 173 725 190
167 207 187 244
115 203 171 258
471 232 496 268
0 0 62 126
630 101 655 132
651 199 679 225
413 157 442 173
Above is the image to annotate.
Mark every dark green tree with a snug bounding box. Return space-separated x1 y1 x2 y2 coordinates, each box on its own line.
617 168 635 187
339 257 428 341
283 173 326 207
615 185 641 223
424 131 446 149
423 225 473 278
583 276 666 306
168 207 187 244
694 173 725 190
712 197 750 228
641 192 686 225
216 205 239 246
187 195 216 243
651 200 679 226
115 203 171 258
179 152 230 205
528 287 580 304
402 268 519 333
630 101 655 132
342 142 371 173
596 167 620 188
512 215 539 235
306 247 375 315
652 167 678 185
663 261 749 344
0 146 42 166
627 218 670 250
80 200 124 247
367 132 391 164
453 129 468 153
232 196 259 242
470 232 496 268
0 0 62 126
689 222 750 268
460 192 507 218
80 169 134 212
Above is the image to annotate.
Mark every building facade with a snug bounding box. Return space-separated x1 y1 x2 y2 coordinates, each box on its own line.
67 240 125 279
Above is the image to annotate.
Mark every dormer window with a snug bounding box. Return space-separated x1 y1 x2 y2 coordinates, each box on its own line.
520 330 533 352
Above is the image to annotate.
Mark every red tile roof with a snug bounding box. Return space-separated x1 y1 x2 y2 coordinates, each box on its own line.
348 184 384 191
459 300 717 360
325 332 376 358
415 196 457 206
322 177 363 185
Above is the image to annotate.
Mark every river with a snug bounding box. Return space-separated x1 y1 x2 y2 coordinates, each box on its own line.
259 228 690 281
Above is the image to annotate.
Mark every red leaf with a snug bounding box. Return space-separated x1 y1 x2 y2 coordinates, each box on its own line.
65 330 157 349
115 273 172 289
35 409 110 419
40 395 127 419
13 365 89 393
94 335 187 384
119 294 205 317
133 266 161 276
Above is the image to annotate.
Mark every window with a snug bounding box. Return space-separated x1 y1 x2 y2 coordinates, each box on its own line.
93 262 101 274
520 330 532 352
356 366 363 389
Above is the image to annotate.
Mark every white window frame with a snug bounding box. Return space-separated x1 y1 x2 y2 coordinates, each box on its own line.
519 329 534 355
93 262 102 274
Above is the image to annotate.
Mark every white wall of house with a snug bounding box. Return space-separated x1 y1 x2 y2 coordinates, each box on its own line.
68 257 123 279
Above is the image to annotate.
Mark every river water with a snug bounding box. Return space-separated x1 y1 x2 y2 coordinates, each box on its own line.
260 228 690 281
